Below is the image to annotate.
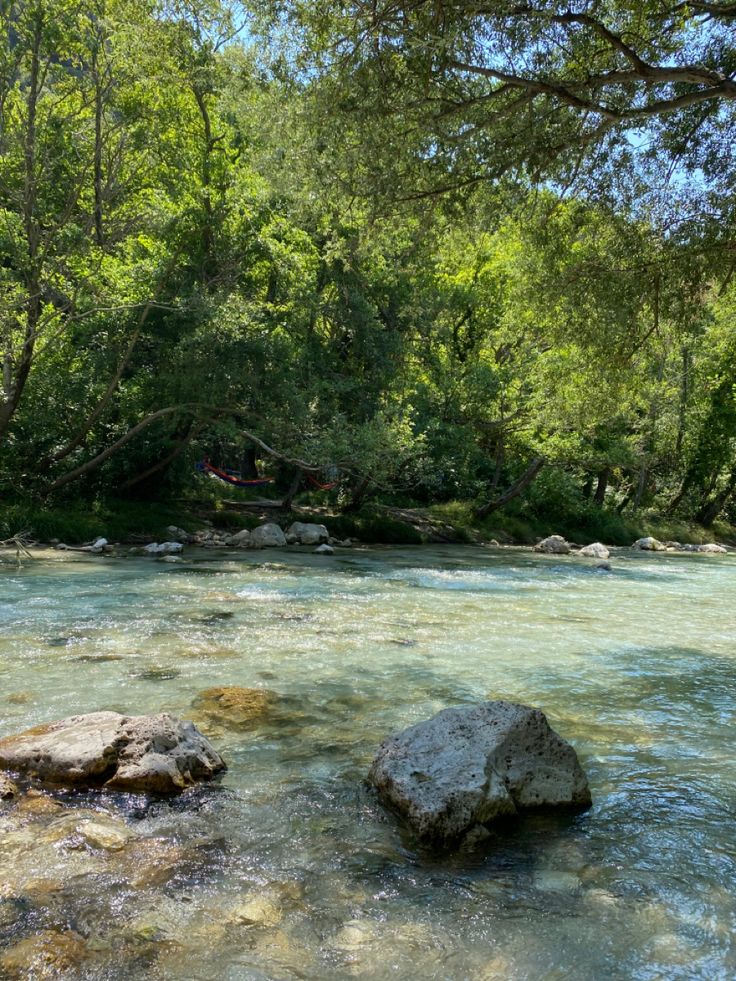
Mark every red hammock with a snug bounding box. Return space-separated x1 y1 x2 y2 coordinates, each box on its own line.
306 473 339 491
197 460 274 488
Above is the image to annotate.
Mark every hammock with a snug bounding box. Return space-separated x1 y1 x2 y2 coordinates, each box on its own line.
306 473 340 491
196 460 274 488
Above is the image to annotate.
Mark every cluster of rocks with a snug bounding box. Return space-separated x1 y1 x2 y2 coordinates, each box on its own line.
534 535 609 559
0 698 590 851
534 533 730 557
51 521 355 558
148 521 352 555
633 536 728 553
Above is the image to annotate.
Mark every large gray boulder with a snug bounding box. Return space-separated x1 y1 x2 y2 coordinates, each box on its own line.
250 522 287 548
698 543 727 553
286 521 329 545
369 701 591 846
534 535 571 554
0 712 225 794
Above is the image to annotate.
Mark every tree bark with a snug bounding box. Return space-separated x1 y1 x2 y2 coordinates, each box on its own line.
475 456 545 518
593 467 609 507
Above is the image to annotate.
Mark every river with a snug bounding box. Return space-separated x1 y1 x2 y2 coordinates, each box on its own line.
0 544 734 979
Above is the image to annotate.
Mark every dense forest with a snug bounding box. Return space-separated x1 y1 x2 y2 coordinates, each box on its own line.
2 0 736 542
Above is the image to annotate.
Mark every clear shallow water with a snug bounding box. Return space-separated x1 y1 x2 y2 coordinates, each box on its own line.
0 544 734 979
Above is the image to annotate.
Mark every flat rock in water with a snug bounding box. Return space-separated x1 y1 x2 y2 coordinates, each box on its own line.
369 701 591 846
0 711 225 794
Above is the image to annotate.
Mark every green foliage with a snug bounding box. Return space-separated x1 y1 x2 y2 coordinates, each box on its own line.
1 0 735 538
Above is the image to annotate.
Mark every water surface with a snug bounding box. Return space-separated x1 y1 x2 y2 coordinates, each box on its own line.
0 545 734 979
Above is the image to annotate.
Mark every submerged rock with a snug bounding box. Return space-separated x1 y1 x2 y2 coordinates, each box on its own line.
533 535 571 554
192 686 276 730
287 522 329 546
0 774 17 799
0 711 225 794
579 542 610 559
314 543 334 555
0 929 87 978
226 894 283 928
250 523 287 548
632 537 667 551
369 701 591 846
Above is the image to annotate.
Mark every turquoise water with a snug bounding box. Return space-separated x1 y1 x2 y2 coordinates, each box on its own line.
0 545 734 979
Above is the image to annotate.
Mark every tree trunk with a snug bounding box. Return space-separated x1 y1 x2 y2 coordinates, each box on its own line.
632 461 649 510
674 346 690 458
281 471 302 511
345 475 372 512
593 467 609 507
240 445 259 479
475 456 545 519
